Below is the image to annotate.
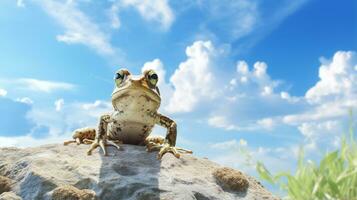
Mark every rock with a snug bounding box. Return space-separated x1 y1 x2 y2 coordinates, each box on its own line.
0 175 13 194
0 192 22 200
0 144 279 200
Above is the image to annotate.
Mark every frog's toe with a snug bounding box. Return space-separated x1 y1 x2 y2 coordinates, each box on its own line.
157 144 181 160
83 139 94 144
107 140 121 150
146 141 162 152
63 140 76 146
87 142 99 156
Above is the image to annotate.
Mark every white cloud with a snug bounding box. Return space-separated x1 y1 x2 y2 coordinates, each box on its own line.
208 116 238 131
209 139 247 150
81 100 111 112
207 115 271 131
138 40 292 133
283 51 357 125
0 88 7 97
280 91 300 103
16 97 33 105
298 120 340 140
16 78 75 93
278 51 357 156
257 118 275 130
261 85 273 96
305 51 357 104
231 60 280 96
210 139 240 150
17 0 25 7
298 120 342 151
26 99 112 140
38 0 115 55
166 41 219 113
0 97 114 148
113 0 174 30
55 98 64 112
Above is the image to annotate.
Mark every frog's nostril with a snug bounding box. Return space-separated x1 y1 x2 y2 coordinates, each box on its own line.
130 79 141 84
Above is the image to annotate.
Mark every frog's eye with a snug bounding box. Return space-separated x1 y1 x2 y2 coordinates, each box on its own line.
146 70 158 87
114 69 128 87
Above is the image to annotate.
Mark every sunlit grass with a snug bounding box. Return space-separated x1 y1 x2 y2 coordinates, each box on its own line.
257 112 357 200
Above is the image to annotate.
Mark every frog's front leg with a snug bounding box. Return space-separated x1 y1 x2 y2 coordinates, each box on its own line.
146 113 192 159
87 114 120 156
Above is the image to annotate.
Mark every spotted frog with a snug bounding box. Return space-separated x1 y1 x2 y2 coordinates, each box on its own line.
64 69 192 159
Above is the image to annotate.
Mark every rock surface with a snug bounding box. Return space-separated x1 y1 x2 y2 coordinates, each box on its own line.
0 144 278 200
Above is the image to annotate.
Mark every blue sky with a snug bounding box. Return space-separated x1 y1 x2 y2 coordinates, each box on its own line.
0 0 356 194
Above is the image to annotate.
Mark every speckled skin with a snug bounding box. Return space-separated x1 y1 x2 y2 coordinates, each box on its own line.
64 69 192 159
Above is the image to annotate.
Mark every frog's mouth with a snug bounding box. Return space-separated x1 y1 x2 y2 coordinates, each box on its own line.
111 84 161 110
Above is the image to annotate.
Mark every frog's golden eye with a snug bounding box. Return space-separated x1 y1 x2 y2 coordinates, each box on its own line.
146 70 158 88
114 69 129 87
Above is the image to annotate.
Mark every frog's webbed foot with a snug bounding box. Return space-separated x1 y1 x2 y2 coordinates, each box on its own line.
146 142 193 159
64 137 82 145
64 127 96 146
86 138 121 156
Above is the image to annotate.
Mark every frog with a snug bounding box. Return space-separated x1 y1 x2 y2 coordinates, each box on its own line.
64 68 192 159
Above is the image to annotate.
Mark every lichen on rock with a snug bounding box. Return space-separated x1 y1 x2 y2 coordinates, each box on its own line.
52 185 96 200
213 167 249 192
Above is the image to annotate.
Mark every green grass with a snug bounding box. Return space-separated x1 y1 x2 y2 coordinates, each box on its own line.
257 114 357 200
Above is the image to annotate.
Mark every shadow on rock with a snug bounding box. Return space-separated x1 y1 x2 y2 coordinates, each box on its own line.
97 145 161 200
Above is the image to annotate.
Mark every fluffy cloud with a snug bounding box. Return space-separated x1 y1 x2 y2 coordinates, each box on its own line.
278 51 357 155
306 51 357 104
298 120 343 152
166 41 219 113
298 120 341 141
229 60 281 97
138 40 298 131
38 0 115 55
143 42 355 146
284 51 357 125
0 88 7 97
257 118 275 130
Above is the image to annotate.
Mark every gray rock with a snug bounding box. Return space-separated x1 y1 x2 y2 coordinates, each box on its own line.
0 144 278 200
0 192 22 200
